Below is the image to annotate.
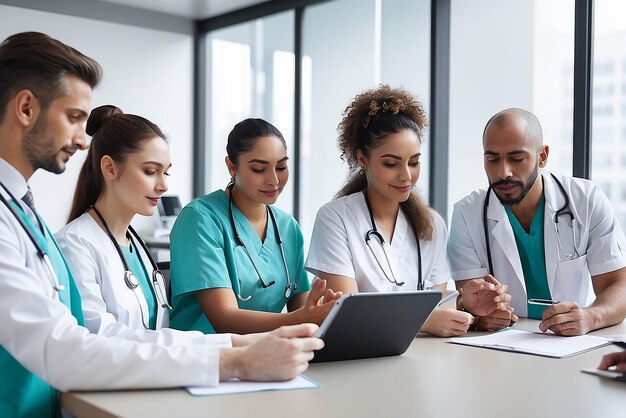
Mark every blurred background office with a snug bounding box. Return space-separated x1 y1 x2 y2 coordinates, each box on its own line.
1 0 625 256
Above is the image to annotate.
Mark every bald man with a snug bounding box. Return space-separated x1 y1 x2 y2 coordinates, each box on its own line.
448 108 626 336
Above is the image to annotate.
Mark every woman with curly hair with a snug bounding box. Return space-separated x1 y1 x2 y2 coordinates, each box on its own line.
305 85 511 337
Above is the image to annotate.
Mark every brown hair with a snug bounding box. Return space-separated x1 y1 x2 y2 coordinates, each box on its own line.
227 118 286 164
337 85 433 241
0 32 101 123
67 105 167 222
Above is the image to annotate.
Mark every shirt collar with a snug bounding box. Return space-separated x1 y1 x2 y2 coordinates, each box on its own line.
0 157 30 207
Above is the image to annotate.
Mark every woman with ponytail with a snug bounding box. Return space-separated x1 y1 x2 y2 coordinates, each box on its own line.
305 86 512 337
55 105 185 334
168 118 341 334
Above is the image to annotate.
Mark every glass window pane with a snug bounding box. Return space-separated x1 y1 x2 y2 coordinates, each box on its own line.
300 0 431 248
448 0 575 220
591 0 626 226
205 11 295 213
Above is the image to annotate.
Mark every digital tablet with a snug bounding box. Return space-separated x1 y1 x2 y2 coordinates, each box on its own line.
312 290 441 363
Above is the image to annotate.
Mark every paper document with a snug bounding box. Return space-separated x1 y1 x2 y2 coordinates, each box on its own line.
606 333 626 349
581 368 626 382
186 374 319 396
449 329 610 358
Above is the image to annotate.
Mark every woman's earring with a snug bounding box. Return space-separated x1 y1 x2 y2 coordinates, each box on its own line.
359 166 366 175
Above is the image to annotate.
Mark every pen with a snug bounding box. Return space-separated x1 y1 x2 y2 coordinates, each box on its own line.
438 290 459 307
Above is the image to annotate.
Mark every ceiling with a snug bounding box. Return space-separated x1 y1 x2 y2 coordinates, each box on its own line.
94 0 272 19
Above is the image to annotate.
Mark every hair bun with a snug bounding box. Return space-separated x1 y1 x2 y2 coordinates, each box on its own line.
86 105 123 136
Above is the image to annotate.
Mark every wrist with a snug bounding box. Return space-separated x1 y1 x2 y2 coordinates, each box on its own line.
583 306 601 331
458 298 476 316
219 347 245 381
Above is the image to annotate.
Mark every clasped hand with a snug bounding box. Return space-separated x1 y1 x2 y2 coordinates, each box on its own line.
460 275 517 331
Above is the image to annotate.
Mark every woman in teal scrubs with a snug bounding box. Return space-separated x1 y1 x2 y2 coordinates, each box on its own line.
169 118 341 334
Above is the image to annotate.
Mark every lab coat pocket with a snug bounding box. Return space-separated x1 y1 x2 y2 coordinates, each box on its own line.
553 254 591 305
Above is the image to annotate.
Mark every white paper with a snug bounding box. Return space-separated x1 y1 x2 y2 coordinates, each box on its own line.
449 329 610 358
186 374 319 396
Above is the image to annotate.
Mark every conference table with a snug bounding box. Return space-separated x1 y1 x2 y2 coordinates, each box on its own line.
61 319 626 418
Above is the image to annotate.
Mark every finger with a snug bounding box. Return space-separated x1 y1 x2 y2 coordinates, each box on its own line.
494 283 508 295
494 292 511 303
483 274 502 287
543 302 579 319
450 312 474 325
463 279 485 293
306 280 327 305
296 336 325 352
540 306 583 331
599 353 620 370
274 323 319 338
548 319 584 336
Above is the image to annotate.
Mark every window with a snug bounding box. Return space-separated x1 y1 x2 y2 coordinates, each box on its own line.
448 0 575 219
205 11 295 213
591 0 626 203
299 0 431 247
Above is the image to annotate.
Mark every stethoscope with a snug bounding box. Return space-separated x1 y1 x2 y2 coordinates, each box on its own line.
228 185 296 302
363 191 424 290
91 205 171 330
483 172 579 275
0 181 65 292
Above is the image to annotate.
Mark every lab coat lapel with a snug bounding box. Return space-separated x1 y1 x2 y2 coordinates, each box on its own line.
542 172 560 294
486 189 526 292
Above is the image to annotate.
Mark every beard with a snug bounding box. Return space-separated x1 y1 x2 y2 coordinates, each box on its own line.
23 114 66 174
490 163 539 206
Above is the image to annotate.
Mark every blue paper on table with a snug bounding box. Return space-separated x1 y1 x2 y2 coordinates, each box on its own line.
186 374 320 396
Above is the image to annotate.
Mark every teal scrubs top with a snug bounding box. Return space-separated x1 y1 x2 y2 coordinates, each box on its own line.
169 190 311 333
0 203 84 418
121 241 157 330
505 196 552 319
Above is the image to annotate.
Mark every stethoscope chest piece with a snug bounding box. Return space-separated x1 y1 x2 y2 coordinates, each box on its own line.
284 283 297 299
124 270 139 289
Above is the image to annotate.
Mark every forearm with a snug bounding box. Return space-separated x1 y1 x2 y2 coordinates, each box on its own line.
586 280 626 330
209 308 302 334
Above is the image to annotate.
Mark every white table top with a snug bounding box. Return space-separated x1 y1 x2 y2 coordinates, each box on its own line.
61 319 626 418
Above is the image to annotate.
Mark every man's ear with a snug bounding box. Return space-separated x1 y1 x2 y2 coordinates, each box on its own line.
14 90 40 129
538 145 549 168
100 156 118 180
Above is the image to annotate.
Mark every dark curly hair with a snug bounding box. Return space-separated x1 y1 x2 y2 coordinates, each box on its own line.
336 85 433 241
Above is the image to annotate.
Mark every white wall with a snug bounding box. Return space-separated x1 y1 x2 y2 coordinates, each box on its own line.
0 4 194 234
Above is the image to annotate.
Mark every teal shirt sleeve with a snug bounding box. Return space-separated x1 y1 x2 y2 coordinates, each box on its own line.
170 205 232 297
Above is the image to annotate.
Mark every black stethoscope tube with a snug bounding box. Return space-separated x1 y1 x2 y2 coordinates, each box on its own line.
0 181 65 292
227 184 295 300
363 190 423 290
482 173 574 276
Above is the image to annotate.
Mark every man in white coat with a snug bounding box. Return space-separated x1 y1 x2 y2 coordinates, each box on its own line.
449 108 626 335
0 32 322 418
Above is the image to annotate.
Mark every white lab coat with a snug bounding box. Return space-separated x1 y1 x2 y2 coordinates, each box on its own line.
56 213 171 333
0 158 229 391
305 192 450 291
448 171 626 317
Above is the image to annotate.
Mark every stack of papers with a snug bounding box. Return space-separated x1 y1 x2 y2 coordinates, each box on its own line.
449 329 610 358
187 375 319 396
